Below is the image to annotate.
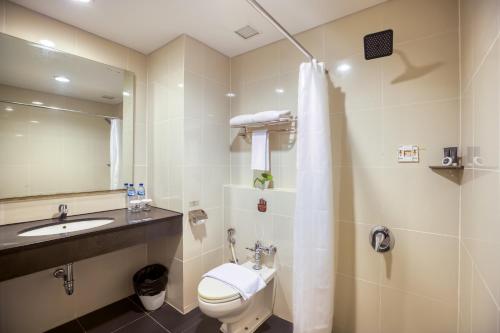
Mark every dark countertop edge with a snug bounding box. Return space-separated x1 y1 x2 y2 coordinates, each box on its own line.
0 207 182 256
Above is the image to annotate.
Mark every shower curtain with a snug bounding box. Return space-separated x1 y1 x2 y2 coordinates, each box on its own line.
109 119 122 190
293 60 334 333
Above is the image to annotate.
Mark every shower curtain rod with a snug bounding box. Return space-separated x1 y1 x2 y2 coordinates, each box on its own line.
246 0 316 62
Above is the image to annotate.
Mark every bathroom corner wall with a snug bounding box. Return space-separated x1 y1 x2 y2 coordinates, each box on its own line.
223 185 295 321
459 0 500 331
229 0 460 331
0 1 148 332
147 35 230 313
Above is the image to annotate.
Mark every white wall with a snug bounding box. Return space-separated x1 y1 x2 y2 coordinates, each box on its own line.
147 35 230 313
224 185 295 321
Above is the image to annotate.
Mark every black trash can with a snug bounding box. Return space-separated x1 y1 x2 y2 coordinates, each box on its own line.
133 264 168 311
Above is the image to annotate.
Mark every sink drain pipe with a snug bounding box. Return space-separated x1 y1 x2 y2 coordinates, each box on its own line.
53 263 74 295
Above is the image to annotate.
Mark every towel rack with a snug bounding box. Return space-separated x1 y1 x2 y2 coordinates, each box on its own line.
232 117 297 138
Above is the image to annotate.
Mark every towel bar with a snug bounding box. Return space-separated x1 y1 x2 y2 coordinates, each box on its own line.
232 117 297 138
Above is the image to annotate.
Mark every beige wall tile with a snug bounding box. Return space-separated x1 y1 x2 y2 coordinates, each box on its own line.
183 256 203 311
380 229 458 304
0 267 78 333
75 245 146 316
471 269 499 333
459 244 473 333
274 264 293 322
333 274 380 333
382 32 459 106
336 222 381 283
381 287 457 333
279 26 325 74
4 2 77 53
75 30 128 69
325 5 383 61
473 39 500 169
381 0 458 44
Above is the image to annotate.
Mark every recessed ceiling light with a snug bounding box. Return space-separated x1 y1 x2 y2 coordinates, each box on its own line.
39 39 55 48
54 75 70 83
122 91 130 97
275 88 285 94
177 83 184 88
5 106 13 112
225 92 236 98
73 0 92 3
32 101 43 105
15 134 24 137
30 120 40 124
336 63 352 73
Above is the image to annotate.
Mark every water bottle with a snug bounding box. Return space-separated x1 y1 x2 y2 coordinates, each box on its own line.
137 183 146 201
127 183 137 211
137 183 146 210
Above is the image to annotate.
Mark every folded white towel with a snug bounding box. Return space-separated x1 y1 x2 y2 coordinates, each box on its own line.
230 114 255 126
229 110 291 127
253 110 291 123
203 263 266 300
251 129 269 171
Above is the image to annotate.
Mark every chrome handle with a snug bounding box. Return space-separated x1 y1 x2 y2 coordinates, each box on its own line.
369 226 395 253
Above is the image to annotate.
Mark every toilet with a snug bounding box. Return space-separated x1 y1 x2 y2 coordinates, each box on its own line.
198 261 276 333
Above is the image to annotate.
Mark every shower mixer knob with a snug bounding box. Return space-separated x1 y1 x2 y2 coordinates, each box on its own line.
369 226 395 253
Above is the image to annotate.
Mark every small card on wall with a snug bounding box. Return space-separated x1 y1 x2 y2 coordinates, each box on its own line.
398 145 419 163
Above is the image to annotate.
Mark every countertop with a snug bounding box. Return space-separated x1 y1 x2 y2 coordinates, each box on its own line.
0 207 182 254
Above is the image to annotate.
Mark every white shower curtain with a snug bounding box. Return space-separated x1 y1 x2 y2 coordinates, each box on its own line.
109 119 122 190
293 60 334 333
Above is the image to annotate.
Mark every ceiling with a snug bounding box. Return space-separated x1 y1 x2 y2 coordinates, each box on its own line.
11 0 386 56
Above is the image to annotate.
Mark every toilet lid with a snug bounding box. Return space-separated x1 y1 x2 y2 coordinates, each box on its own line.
198 277 241 302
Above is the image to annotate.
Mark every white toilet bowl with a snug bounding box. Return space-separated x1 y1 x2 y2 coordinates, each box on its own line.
198 261 275 333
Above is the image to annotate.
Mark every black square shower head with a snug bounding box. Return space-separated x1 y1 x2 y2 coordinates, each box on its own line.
364 29 393 60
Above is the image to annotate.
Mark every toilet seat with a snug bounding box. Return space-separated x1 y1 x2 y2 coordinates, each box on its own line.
198 277 242 304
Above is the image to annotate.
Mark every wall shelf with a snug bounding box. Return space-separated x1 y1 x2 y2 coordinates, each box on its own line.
429 165 464 170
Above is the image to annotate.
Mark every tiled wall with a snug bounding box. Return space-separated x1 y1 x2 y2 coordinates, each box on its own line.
459 0 500 331
224 185 295 321
147 35 230 313
229 0 460 331
0 1 148 332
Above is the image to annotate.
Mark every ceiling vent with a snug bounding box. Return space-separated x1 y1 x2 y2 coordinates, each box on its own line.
101 95 115 100
235 25 260 39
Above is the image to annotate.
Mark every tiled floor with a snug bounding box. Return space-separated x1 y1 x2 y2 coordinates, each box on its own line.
46 295 293 333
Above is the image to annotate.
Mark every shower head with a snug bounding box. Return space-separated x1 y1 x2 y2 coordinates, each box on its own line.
364 29 393 60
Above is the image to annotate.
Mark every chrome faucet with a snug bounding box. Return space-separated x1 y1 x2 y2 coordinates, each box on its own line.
246 241 277 270
56 204 68 220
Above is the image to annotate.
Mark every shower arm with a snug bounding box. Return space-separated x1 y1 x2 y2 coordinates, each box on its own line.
246 0 315 62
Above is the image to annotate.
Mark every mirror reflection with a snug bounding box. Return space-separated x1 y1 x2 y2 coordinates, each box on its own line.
0 33 134 199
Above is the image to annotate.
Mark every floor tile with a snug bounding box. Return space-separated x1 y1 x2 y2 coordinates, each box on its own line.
150 305 204 333
182 312 221 333
114 316 167 333
78 298 145 333
45 320 84 333
255 315 293 333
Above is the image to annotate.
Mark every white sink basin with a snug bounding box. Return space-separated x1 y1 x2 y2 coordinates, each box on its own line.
18 219 114 237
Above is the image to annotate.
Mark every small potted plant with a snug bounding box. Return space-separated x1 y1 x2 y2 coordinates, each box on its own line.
253 172 273 190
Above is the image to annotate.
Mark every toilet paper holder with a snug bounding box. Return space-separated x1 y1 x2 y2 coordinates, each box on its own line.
189 209 208 225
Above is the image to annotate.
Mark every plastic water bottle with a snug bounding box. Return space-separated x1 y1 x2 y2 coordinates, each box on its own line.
127 183 137 211
137 183 146 210
137 183 146 201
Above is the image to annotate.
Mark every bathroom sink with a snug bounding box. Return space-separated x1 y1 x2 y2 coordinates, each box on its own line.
18 218 115 237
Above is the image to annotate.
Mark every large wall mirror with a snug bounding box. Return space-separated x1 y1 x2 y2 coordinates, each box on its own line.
0 33 134 200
